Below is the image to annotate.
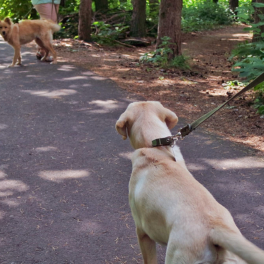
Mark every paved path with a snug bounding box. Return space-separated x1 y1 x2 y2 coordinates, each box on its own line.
0 39 263 264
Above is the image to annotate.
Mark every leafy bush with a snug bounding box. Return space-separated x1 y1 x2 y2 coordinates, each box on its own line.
254 92 264 115
182 1 233 32
92 21 129 45
140 36 190 69
230 2 264 115
0 0 36 21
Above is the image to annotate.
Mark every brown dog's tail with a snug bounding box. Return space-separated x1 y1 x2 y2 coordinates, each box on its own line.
209 224 264 264
46 19 61 33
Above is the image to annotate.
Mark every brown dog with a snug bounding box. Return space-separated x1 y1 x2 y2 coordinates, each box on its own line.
0 17 60 67
116 101 264 264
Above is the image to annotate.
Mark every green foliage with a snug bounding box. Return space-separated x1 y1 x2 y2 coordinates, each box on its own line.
230 0 264 114
254 92 264 115
0 0 36 21
92 21 129 45
59 0 80 16
140 36 190 69
53 0 80 39
230 42 264 114
235 2 254 24
182 1 233 32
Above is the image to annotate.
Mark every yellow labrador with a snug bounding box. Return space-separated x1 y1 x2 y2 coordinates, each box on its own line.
116 101 264 264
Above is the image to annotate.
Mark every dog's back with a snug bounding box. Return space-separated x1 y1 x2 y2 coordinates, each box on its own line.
130 147 252 263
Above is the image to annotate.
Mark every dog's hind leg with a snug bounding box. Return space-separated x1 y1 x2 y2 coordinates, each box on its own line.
165 239 199 264
39 31 57 64
137 228 157 264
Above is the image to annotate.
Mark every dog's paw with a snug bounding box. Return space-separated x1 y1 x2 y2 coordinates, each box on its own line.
8 64 15 68
50 61 57 64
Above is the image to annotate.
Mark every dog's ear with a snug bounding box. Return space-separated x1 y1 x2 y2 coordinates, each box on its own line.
164 108 178 130
4 17 12 25
116 113 128 140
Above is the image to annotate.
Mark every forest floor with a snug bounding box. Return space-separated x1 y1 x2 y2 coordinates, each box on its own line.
52 24 264 154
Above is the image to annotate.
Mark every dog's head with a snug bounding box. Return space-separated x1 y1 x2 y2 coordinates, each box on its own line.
116 101 178 149
0 18 13 39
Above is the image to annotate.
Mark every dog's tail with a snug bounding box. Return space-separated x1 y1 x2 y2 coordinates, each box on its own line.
209 223 264 264
46 19 61 33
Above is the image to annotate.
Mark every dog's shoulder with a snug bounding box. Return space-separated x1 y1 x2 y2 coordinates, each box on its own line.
132 148 159 163
131 148 176 170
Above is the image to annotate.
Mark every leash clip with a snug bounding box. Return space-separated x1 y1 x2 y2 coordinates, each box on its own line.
171 132 181 147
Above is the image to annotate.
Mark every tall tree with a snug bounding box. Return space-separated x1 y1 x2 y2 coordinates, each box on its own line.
229 0 239 13
78 0 92 42
253 0 264 41
157 0 183 59
130 0 146 37
94 0 108 12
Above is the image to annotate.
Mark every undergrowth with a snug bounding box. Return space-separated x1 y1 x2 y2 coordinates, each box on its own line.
230 2 264 115
139 36 190 70
182 1 233 32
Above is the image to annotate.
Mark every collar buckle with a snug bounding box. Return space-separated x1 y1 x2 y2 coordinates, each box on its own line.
152 132 182 147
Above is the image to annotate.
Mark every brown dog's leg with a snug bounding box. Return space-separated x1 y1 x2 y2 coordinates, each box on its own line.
37 34 57 64
137 228 157 264
40 48 49 62
17 51 22 65
10 46 21 67
43 42 57 64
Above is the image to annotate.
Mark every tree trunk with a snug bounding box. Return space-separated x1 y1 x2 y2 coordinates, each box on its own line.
229 0 239 13
78 0 92 42
94 0 108 12
253 0 264 41
157 0 183 59
130 0 146 37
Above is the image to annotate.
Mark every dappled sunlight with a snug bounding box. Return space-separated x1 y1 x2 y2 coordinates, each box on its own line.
90 76 107 81
91 54 102 58
35 146 58 153
0 180 29 197
60 76 88 81
88 100 120 114
38 169 90 183
68 83 91 88
186 163 207 171
0 170 7 179
57 65 77 71
118 152 133 160
21 89 77 98
0 124 8 130
81 71 95 76
203 157 264 170
26 75 41 78
1 199 20 207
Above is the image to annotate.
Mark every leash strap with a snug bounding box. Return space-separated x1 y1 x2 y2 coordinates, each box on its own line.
152 71 264 147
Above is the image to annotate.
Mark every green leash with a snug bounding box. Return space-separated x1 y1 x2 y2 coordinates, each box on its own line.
152 71 264 147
